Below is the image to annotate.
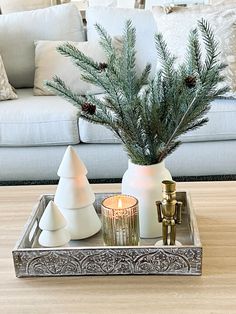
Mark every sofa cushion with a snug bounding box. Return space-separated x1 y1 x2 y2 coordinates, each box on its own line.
86 7 157 77
0 3 85 88
0 55 18 101
0 0 59 14
0 89 80 146
181 98 236 143
79 97 236 144
34 40 106 96
152 4 236 98
79 119 121 144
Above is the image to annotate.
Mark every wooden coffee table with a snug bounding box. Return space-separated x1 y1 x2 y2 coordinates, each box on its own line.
1 182 236 313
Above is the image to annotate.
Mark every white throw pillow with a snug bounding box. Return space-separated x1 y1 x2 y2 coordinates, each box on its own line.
0 3 85 88
152 4 236 97
34 40 107 96
0 0 60 14
86 7 158 77
0 55 17 101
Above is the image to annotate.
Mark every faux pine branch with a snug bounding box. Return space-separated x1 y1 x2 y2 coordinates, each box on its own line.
46 19 229 165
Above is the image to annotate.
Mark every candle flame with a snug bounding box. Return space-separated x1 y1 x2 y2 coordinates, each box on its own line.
118 198 123 209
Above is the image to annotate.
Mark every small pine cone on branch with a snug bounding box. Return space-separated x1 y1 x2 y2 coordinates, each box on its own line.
82 102 96 115
98 62 108 71
185 76 197 88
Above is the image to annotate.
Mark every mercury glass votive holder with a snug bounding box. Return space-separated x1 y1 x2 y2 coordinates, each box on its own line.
101 195 139 246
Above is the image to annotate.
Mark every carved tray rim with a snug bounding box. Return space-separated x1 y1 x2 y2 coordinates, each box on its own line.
12 191 202 277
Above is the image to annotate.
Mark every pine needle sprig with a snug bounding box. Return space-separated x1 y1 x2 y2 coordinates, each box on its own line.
187 28 202 76
198 18 219 71
57 43 100 71
137 63 152 88
95 23 116 58
120 20 138 101
46 76 85 109
155 33 177 85
46 18 229 165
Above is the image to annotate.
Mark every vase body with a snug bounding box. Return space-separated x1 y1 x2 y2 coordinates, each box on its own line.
122 160 172 238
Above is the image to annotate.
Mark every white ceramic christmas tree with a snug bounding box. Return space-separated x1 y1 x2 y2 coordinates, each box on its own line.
55 146 101 240
39 200 70 247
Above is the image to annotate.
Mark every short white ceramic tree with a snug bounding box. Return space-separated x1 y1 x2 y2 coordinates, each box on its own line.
54 146 101 240
39 200 70 247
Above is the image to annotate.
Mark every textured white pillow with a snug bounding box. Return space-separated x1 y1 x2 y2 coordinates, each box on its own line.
34 40 107 95
152 4 236 97
0 3 85 88
0 55 17 101
86 7 158 77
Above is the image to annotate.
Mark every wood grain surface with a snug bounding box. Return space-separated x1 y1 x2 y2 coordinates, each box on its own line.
0 182 236 314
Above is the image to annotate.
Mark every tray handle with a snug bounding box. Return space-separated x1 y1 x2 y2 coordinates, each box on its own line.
28 219 39 246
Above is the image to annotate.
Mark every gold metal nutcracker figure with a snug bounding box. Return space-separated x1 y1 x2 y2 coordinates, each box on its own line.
156 180 182 245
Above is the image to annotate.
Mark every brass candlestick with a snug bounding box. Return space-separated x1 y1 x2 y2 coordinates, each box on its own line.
156 180 182 245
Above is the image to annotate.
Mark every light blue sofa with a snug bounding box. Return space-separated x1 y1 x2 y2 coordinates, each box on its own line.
0 4 236 182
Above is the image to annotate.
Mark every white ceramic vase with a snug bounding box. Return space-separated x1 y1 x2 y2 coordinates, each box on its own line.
122 160 172 238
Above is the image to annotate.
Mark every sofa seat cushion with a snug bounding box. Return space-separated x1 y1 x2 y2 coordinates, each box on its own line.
79 97 236 144
181 98 236 142
0 89 80 146
79 93 120 144
79 119 121 144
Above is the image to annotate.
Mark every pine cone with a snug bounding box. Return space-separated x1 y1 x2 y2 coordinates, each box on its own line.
82 102 96 115
98 62 108 71
185 76 197 88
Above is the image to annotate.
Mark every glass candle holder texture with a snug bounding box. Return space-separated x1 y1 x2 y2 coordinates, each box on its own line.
101 195 139 246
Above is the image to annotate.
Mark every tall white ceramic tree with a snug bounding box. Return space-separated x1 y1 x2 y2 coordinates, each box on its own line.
39 200 70 247
55 146 101 240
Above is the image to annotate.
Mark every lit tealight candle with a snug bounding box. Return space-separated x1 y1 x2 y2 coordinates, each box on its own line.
101 195 139 246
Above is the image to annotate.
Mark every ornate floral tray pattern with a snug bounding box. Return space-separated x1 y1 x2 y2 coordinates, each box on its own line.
12 192 202 277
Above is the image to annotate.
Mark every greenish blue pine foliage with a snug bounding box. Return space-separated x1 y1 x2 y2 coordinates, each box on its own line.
46 19 229 165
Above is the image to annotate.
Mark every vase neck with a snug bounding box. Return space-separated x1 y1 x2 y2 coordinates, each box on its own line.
128 160 166 175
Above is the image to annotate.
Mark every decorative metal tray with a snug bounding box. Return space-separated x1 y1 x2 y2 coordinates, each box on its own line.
13 192 202 277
